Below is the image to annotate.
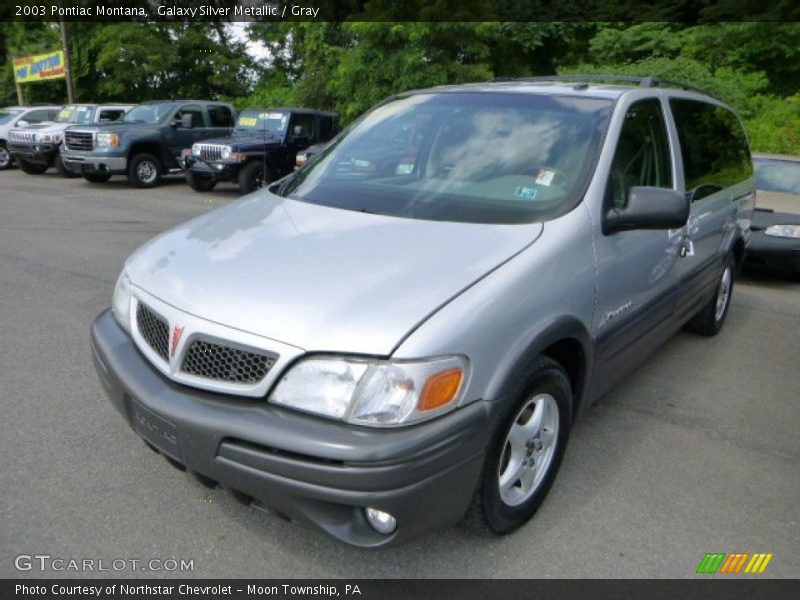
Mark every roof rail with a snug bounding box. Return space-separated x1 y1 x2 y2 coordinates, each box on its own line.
487 74 720 100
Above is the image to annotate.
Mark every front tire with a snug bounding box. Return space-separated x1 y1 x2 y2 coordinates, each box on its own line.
465 356 572 535
186 171 217 192
18 159 48 175
238 161 271 194
687 257 735 336
128 153 162 188
0 142 12 170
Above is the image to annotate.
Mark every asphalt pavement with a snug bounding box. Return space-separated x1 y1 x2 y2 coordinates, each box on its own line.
1 169 798 578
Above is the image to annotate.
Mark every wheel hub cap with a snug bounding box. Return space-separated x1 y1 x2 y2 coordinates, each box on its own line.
498 393 559 507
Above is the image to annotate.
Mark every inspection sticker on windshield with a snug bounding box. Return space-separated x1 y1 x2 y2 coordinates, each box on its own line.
259 112 284 120
515 186 538 200
535 169 555 186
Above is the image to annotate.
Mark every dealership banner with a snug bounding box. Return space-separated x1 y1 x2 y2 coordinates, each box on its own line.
12 50 65 84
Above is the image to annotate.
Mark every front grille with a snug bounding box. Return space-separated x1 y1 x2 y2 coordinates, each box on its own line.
197 144 226 162
181 339 276 384
9 130 36 143
64 130 94 151
136 303 169 361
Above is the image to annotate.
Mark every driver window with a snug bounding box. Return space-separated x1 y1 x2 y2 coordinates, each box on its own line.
175 105 204 128
607 99 672 210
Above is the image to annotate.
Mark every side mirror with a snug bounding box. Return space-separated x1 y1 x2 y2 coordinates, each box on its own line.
16 119 30 128
604 186 689 234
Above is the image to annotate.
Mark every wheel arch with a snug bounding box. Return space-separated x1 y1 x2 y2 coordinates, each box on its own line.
483 317 594 423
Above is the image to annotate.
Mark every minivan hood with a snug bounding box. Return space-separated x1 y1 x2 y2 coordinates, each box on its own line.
126 192 542 355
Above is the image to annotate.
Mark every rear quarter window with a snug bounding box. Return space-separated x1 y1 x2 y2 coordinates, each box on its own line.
670 98 752 201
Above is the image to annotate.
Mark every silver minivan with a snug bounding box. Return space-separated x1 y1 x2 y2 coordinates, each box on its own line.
91 77 754 546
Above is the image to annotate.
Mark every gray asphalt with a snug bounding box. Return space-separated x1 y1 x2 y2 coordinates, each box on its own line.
1 169 798 579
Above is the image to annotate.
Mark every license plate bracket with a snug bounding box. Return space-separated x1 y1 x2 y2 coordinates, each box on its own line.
128 398 183 462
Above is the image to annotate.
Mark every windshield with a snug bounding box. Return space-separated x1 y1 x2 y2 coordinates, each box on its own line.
279 93 613 224
754 157 800 194
123 102 172 124
0 109 24 124
56 105 96 125
236 110 289 135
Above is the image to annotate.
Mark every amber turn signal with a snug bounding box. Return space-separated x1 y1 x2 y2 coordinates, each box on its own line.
418 368 463 411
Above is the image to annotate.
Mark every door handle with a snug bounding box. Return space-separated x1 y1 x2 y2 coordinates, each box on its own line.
679 237 695 258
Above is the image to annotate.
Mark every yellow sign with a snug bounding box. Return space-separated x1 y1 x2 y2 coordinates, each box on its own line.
13 50 66 84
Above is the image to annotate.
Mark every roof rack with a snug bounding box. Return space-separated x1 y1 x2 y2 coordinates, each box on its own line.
487 75 720 100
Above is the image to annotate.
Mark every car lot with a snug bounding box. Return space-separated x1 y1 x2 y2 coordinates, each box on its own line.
1 169 798 578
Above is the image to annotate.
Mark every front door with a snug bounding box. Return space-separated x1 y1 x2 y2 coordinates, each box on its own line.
166 104 206 164
592 97 684 396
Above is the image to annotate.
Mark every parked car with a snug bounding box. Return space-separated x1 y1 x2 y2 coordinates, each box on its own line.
183 108 339 194
7 103 133 176
60 100 236 187
91 77 754 547
0 105 62 170
746 154 800 273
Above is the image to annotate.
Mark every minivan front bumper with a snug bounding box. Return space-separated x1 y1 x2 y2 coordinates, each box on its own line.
91 310 489 547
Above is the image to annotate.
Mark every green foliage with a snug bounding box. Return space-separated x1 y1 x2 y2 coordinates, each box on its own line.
1 19 798 155
745 95 800 155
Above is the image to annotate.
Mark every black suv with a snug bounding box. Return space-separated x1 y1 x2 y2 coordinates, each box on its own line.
61 100 236 188
183 108 339 194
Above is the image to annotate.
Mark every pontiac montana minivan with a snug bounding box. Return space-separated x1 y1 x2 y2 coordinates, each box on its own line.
91 77 754 547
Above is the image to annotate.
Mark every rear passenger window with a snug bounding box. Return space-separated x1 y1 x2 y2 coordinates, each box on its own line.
319 116 336 142
175 105 205 128
670 99 753 201
208 105 234 127
607 99 673 210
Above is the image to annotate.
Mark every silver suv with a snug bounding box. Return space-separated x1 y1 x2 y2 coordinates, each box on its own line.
91 77 754 547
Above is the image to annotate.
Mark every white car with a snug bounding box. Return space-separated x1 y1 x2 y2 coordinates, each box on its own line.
7 104 134 176
0 105 62 170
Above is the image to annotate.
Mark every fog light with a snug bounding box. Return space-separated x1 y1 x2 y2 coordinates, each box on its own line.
365 507 397 534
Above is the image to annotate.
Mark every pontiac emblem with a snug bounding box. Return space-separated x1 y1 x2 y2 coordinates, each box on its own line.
170 325 185 357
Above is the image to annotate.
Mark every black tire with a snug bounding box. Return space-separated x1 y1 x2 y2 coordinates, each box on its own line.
238 161 271 194
128 153 162 188
55 152 78 177
0 142 12 170
686 256 735 336
186 171 217 192
465 356 572 535
18 159 48 175
83 173 112 183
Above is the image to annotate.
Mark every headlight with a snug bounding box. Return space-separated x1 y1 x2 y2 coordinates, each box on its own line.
35 132 60 143
111 271 133 334
764 224 800 239
221 146 232 160
269 356 468 427
95 133 119 147
192 143 201 156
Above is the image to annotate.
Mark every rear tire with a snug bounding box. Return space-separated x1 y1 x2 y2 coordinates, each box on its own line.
18 159 48 175
686 256 735 336
238 161 271 194
0 142 12 170
83 173 112 183
465 356 572 535
128 153 162 188
187 171 217 192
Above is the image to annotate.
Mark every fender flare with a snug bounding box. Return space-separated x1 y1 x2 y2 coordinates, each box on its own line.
483 316 595 422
